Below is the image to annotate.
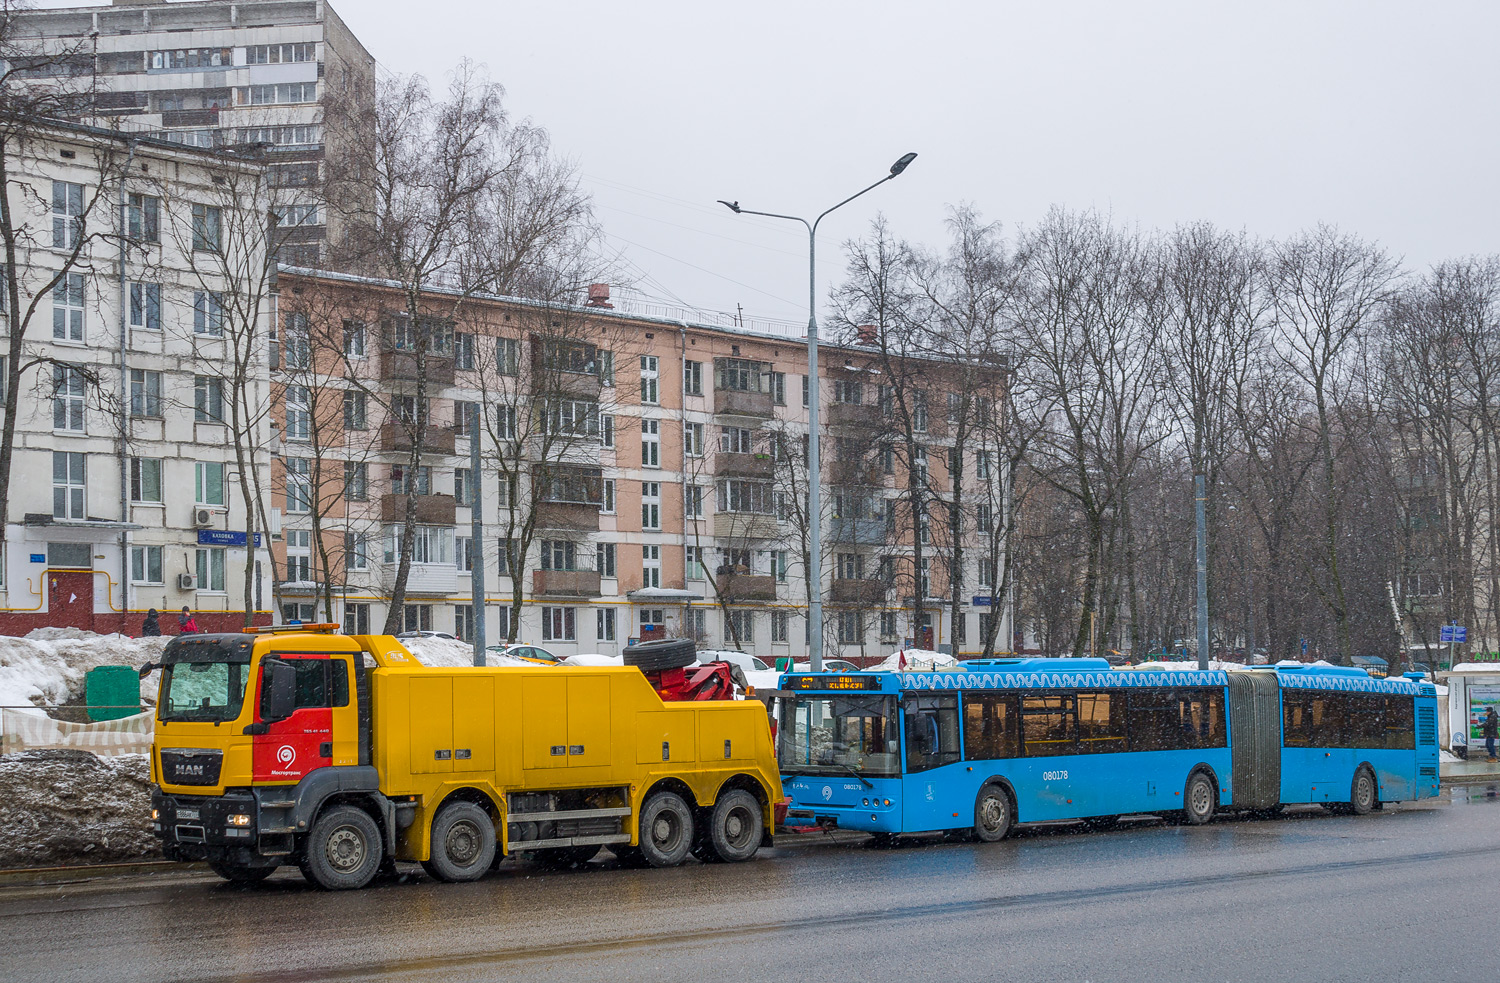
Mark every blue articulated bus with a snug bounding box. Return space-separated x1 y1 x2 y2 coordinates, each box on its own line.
777 658 1438 840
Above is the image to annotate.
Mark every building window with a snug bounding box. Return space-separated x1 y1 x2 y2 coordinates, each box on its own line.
837 611 863 645
342 391 367 430
770 371 786 406
129 282 161 330
913 391 929 433
129 545 163 585
403 604 433 633
802 374 809 407
127 193 160 243
720 426 755 454
837 552 864 580
284 529 312 582
600 413 615 448
453 400 476 438
238 82 317 105
542 606 576 642
52 180 83 249
684 359 703 396
342 321 366 358
196 461 226 506
684 422 704 457
194 375 224 422
726 610 753 646
641 418 660 468
285 385 311 441
541 540 578 571
282 313 310 369
597 608 616 642
124 368 160 418
598 542 617 578
775 550 789 583
130 457 162 503
344 603 371 635
717 479 773 514
455 468 474 507
497 337 520 375
245 42 316 64
976 450 993 480
454 604 474 642
191 203 221 252
640 608 665 634
833 379 863 404
771 609 789 643
497 539 520 577
977 503 993 533
454 331 475 370
383 525 451 564
542 398 600 437
685 484 705 520
881 612 899 640
195 548 227 592
685 545 704 581
685 607 706 639
601 478 616 514
285 458 311 513
390 464 431 496
53 365 85 431
150 46 232 69
194 292 225 336
640 355 659 404
52 272 84 342
641 482 661 529
345 532 369 571
456 535 473 572
344 462 368 502
643 544 661 589
52 451 85 519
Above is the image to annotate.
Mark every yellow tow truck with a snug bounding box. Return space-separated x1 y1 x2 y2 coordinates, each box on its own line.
148 625 782 889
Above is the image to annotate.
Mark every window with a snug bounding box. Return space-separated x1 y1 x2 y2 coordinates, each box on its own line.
836 552 863 580
717 357 764 393
344 462 368 502
599 351 615 386
285 458 311 513
383 525 451 564
541 540 578 571
684 359 703 396
345 532 369 571
194 376 224 422
454 332 475 370
129 282 161 330
394 395 427 426
642 481 661 529
880 442 895 474
456 536 473 572
913 391 929 433
640 355 659 404
343 391 367 430
641 608 666 633
497 539 520 577
833 379 862 404
285 385 310 441
195 461 226 506
53 273 84 341
453 401 476 438
643 544 661 589
976 450 993 480
727 609 753 646
717 479 773 514
402 605 433 633
454 605 474 642
53 365 85 431
494 403 518 440
977 503 993 534
601 478 616 514
344 603 371 635
496 338 520 375
194 291 224 336
963 692 1017 760
238 82 317 105
1128 688 1225 752
601 413 615 448
245 42 316 64
130 457 162 503
685 484 705 520
771 610 789 643
878 385 894 416
684 422 704 457
1075 691 1126 754
150 46 232 69
455 468 475 507
542 606 576 642
390 464 432 496
641 419 660 468
126 368 161 418
539 338 597 374
192 203 221 252
273 204 319 228
127 193 159 243
282 313 310 369
902 694 961 773
52 451 85 519
685 545 704 581
52 181 83 249
720 427 755 454
195 547 227 592
130 545 163 585
285 529 311 582
597 608 616 642
837 610 863 644
542 399 600 437
774 550 788 583
686 607 706 639
802 374 810 407
598 542 617 578
1020 694 1076 757
342 321 366 358
880 611 898 640
770 371 786 406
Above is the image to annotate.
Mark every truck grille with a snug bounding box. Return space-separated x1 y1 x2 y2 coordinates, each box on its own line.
159 748 223 786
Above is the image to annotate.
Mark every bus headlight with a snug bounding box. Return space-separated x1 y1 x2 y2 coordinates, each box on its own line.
227 814 251 827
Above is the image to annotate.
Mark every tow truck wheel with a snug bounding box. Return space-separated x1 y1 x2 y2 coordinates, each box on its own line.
701 790 763 863
637 790 694 867
207 861 276 884
421 801 496 883
303 805 383 890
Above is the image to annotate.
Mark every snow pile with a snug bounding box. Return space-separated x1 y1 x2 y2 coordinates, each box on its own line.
872 649 958 672
0 750 158 867
1128 660 1248 672
0 629 168 712
398 637 534 668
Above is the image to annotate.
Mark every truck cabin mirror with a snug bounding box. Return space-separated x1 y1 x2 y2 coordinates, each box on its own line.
261 659 297 724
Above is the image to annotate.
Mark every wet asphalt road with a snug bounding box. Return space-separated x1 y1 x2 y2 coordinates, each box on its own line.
3 786 1498 983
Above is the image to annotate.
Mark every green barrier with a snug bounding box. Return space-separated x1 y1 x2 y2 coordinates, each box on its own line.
85 666 141 722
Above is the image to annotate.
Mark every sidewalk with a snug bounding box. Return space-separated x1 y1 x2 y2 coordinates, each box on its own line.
1440 757 1500 784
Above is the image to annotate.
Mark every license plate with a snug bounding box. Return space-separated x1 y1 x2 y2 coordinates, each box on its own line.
177 808 199 820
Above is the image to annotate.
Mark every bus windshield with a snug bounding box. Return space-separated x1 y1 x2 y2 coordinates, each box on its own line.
779 695 900 777
159 661 251 723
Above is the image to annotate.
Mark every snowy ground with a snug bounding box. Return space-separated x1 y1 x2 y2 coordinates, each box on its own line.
0 628 167 712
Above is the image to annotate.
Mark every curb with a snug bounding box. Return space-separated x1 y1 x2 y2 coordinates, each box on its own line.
0 860 202 886
1441 774 1500 786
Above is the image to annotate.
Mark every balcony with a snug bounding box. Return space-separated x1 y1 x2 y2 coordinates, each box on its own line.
383 561 458 597
713 512 778 541
714 388 774 419
831 578 887 606
716 573 777 602
715 451 775 479
380 492 457 525
378 422 456 455
827 460 883 488
829 518 887 546
161 108 219 128
536 501 602 531
533 569 602 597
826 402 882 430
379 350 455 386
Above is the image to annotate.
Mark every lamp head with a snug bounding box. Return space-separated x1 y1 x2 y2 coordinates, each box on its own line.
889 152 918 176
717 199 742 214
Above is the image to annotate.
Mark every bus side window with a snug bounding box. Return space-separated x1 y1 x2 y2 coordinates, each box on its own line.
1346 693 1385 748
1020 694 1076 757
1127 689 1178 752
963 691 1018 760
1076 691 1127 753
903 695 960 773
1382 695 1415 750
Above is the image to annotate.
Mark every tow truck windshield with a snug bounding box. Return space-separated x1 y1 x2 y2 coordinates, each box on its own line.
159 661 251 723
779 694 900 777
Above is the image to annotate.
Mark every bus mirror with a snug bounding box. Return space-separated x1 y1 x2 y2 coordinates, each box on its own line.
261 659 297 724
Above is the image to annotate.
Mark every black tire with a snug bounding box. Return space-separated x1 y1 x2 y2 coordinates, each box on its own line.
207 861 276 884
302 805 383 891
700 790 763 863
974 784 1013 843
528 845 601 869
636 790 694 867
623 638 697 672
1350 766 1377 816
1182 771 1217 826
421 801 496 883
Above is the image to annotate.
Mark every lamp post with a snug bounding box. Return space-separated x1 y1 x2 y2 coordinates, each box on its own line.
719 152 917 672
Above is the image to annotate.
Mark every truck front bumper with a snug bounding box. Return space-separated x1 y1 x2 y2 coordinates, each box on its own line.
151 790 277 866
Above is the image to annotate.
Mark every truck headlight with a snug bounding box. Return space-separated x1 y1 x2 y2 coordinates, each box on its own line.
227 814 251 827
151 808 160 820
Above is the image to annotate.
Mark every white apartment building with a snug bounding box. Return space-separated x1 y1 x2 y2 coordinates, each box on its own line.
0 120 273 635
12 0 375 266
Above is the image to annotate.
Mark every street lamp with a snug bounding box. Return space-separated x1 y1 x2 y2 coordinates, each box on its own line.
718 152 918 672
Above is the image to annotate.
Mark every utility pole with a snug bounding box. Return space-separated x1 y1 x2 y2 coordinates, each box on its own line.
1195 473 1209 670
471 402 486 666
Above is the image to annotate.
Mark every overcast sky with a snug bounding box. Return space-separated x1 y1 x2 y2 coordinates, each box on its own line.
47 0 1500 326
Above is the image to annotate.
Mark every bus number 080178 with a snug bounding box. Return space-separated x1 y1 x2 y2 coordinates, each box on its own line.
1042 770 1069 781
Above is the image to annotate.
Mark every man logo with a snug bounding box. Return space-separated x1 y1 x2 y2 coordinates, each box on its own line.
276 745 296 766
821 784 832 801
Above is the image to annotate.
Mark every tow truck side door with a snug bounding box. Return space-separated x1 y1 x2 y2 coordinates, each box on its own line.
252 653 347 783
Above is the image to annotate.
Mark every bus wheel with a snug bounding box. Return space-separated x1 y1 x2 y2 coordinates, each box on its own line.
974 785 1013 842
701 790 763 863
207 861 275 884
1350 767 1377 816
422 801 496 883
1182 772 1217 826
303 805 383 890
637 791 694 867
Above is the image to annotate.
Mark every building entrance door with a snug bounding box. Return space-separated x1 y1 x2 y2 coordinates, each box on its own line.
48 569 94 629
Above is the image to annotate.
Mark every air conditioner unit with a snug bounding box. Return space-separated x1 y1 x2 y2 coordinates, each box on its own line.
177 573 197 590
194 507 216 528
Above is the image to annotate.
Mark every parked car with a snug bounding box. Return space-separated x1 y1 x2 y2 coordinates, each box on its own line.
485 643 561 664
396 630 456 640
